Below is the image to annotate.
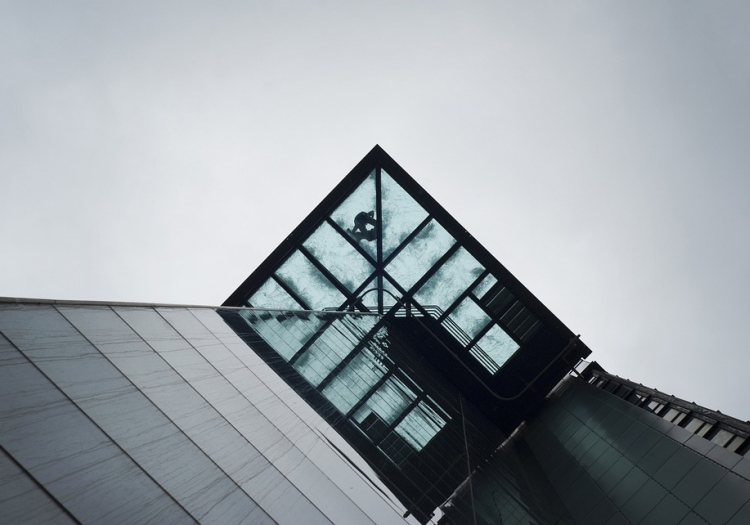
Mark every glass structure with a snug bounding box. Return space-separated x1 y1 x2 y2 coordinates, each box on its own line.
240 165 540 376
3 146 750 524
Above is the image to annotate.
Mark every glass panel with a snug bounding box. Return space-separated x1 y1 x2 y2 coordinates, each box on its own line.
473 273 498 299
386 219 455 291
247 277 302 309
156 308 378 525
276 250 345 310
194 309 409 524
414 247 485 314
710 428 735 447
330 169 377 258
354 376 417 426
381 169 429 258
447 296 491 343
322 345 388 414
395 401 447 450
472 323 520 372
293 315 379 386
240 310 324 360
303 222 375 292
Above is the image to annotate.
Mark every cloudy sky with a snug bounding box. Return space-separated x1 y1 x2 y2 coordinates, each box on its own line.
2 1 749 421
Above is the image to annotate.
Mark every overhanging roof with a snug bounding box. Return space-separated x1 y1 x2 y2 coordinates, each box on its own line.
225 145 590 411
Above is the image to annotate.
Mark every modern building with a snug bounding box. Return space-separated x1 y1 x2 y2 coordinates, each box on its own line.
2 146 750 524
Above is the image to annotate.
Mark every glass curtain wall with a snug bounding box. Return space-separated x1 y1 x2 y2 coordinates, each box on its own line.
245 167 541 374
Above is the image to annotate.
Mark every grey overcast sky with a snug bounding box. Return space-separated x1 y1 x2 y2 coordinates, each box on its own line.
2 1 749 420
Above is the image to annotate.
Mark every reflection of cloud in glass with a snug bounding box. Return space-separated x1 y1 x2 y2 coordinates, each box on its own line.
381 170 428 259
248 278 302 309
448 296 490 340
415 247 484 311
385 220 455 291
473 274 498 299
304 222 374 292
395 402 446 450
276 250 345 309
354 377 416 426
474 324 520 372
294 316 379 386
322 348 387 413
240 310 324 360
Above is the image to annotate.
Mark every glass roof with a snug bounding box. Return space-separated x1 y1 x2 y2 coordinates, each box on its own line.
241 164 544 375
237 310 449 455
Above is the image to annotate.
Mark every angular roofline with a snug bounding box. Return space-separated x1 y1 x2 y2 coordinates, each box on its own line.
223 145 590 357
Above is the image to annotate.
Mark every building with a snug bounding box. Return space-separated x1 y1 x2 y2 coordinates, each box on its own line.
2 146 750 524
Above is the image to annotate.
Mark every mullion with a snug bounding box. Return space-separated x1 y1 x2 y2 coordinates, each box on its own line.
297 245 356 307
401 242 461 306
269 275 312 311
465 318 496 351
470 283 525 347
372 394 423 448
435 269 490 324
315 317 390 392
345 369 394 418
325 217 378 267
380 271 417 317
288 316 338 366
340 272 379 312
382 214 433 267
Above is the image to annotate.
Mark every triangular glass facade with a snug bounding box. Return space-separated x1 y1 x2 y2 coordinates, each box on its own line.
230 151 566 377
223 146 591 521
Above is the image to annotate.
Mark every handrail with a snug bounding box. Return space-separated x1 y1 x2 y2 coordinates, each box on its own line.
350 287 581 402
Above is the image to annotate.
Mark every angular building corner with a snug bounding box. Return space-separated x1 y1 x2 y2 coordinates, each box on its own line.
2 146 750 524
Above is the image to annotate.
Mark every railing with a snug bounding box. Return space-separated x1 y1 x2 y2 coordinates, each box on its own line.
365 302 500 373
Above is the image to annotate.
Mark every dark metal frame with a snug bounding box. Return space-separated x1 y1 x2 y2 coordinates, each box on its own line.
224 143 591 419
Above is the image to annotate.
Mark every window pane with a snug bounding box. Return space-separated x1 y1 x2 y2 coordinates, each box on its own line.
0 322 193 524
322 346 387 413
240 310 324 360
415 247 485 313
394 402 447 450
248 277 302 309
684 417 705 433
304 222 375 292
727 436 746 453
54 306 272 524
446 296 490 344
381 169 429 258
294 316 378 386
354 376 417 426
473 274 498 299
471 324 520 373
386 219 455 291
276 250 345 310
